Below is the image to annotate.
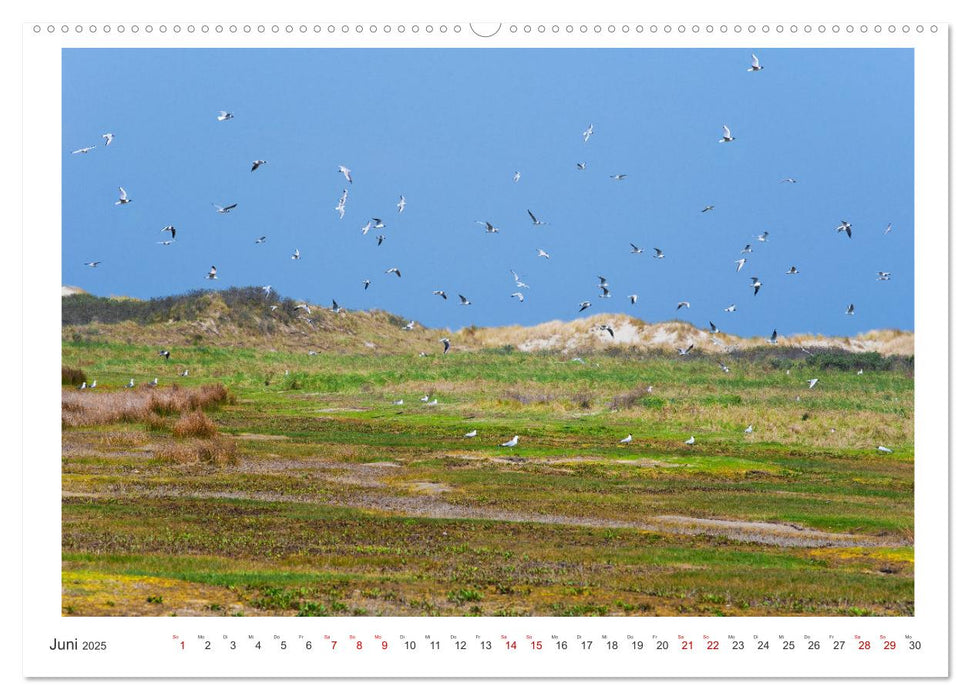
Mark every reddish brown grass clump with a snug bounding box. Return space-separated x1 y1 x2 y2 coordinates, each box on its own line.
172 410 219 439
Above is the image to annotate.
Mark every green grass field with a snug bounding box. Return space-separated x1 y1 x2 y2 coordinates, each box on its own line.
61 338 914 617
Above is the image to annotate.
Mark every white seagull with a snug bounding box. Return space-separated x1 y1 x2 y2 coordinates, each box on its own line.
609 174 627 181
397 195 406 213
291 249 301 260
724 304 736 312
500 435 520 447
458 295 471 305
676 301 690 311
72 146 96 154
877 445 894 454
719 125 735 143
527 209 548 226
251 160 267 172
685 436 696 445
511 292 525 303
212 203 237 214
511 270 530 288
877 271 892 281
769 329 778 344
846 303 855 315
619 434 633 444
361 220 372 236
786 266 799 275
255 236 266 244
884 223 893 235
115 187 131 205
363 279 371 290
338 165 353 183
709 321 720 334
386 267 402 277
653 248 665 259
807 378 819 389
628 294 638 305
747 53 764 72
464 430 478 438
735 258 747 272
537 249 551 259
678 344 694 356
206 265 218 280
756 231 770 242
261 285 273 298
216 111 234 121
402 320 416 330
750 277 762 296
576 162 587 170
432 290 448 301
161 225 176 239
126 378 135 389
440 338 451 354
630 243 645 254
84 261 101 268
582 124 594 142
578 301 592 312
102 133 114 146
740 244 753 254
836 221 852 238
781 177 797 184
513 170 521 183
701 205 715 213
476 221 500 233
744 424 754 434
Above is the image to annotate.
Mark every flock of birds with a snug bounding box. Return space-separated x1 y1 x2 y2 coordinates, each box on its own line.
69 52 900 456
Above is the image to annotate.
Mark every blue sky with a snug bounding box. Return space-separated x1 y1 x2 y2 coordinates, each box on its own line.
62 48 914 337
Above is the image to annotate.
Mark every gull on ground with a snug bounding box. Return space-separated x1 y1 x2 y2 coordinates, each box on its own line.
858 369 864 375
619 434 633 444
718 362 730 373
744 424 754 433
159 350 171 360
402 320 415 330
115 187 131 205
149 377 158 387
126 378 134 389
500 435 520 447
464 430 478 438
877 445 893 454
685 436 696 445
180 369 189 377
392 399 404 405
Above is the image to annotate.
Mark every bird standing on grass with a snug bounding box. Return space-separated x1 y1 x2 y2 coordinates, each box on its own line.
500 435 520 447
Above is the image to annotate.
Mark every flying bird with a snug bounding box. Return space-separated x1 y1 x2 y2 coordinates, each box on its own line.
786 266 799 275
769 329 778 344
653 248 665 259
511 270 530 288
331 299 342 313
578 301 592 312
598 324 615 338
709 321 720 334
115 187 131 205
527 209 548 226
335 189 348 219
255 236 266 244
511 292 525 303
432 290 448 301
361 220 372 236
846 303 855 315
740 244 753 254
440 338 451 354
261 285 272 298
386 267 402 277
363 279 370 290
582 124 594 142
676 301 690 311
537 249 551 259
251 160 267 172
630 243 644 254
877 271 892 281
747 53 764 72
884 223 893 235
750 277 762 296
807 378 819 389
102 133 114 146
719 125 735 143
206 265 218 280
756 231 770 242
216 111 234 121
476 221 500 233
291 249 301 260
701 205 715 213
458 295 471 305
338 165 353 183
212 203 237 214
609 174 627 181
513 170 521 183
84 261 101 268
576 162 587 170
372 218 385 229
735 258 747 272
836 221 852 238
678 345 694 356
397 195 406 213
724 304 736 313
376 234 386 246
500 435 520 447
628 294 638 305
402 320 416 330
72 146 96 154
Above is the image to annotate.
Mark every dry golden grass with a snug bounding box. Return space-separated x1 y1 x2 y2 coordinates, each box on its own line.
172 410 219 439
155 436 238 466
62 385 231 427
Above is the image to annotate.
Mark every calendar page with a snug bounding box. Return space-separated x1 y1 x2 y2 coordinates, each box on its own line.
20 2 951 684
